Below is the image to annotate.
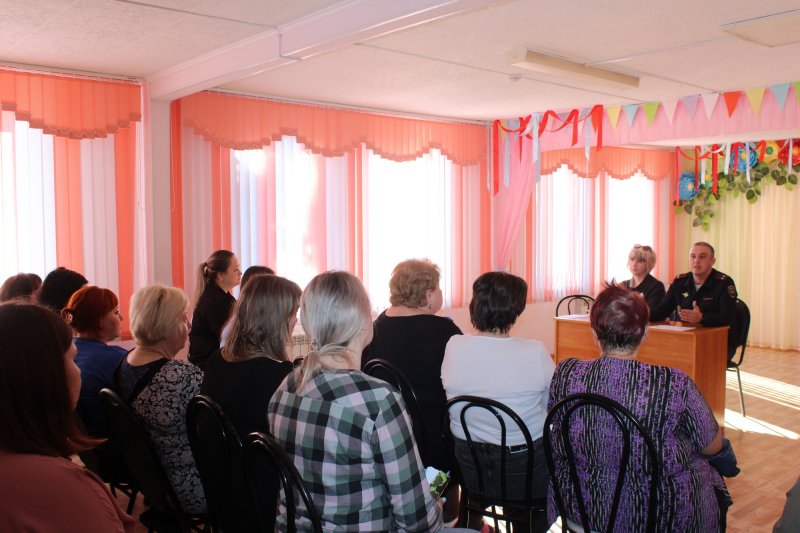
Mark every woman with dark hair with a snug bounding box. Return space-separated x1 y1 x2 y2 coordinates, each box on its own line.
0 302 135 531
62 286 127 442
547 283 731 532
239 265 275 290
189 250 241 370
622 244 665 309
362 259 462 483
0 272 42 302
442 271 554 532
39 267 88 312
270 271 444 532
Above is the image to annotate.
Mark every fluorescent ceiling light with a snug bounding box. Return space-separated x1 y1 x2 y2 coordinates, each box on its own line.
721 9 800 47
505 48 639 89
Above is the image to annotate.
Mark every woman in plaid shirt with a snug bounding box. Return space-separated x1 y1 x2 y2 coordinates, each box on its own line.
269 271 443 532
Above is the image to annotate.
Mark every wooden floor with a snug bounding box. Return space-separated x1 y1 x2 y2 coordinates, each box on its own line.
723 346 800 532
114 346 800 532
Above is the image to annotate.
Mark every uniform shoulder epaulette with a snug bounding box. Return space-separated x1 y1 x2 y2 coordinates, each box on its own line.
674 272 691 281
714 271 728 280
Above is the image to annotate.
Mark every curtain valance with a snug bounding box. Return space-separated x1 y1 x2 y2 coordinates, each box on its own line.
541 146 675 179
0 69 141 139
180 91 487 166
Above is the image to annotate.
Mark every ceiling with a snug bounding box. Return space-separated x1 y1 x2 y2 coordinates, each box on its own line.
3 0 800 134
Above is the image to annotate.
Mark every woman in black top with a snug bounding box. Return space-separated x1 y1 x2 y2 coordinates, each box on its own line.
361 259 462 520
622 244 666 309
188 250 241 370
200 273 300 533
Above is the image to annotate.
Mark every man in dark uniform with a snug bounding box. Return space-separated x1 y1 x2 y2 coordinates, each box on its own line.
650 241 738 361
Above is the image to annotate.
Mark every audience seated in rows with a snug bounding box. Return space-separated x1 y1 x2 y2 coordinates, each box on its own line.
547 283 733 532
115 285 207 515
0 302 135 531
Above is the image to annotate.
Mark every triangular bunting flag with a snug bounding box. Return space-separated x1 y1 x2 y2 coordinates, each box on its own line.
744 88 765 115
723 91 742 117
681 95 700 117
771 83 790 111
606 105 622 129
623 104 639 128
662 100 678 125
702 93 719 119
793 82 800 104
642 102 660 125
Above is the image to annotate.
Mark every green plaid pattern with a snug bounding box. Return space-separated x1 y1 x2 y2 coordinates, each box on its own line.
269 369 442 532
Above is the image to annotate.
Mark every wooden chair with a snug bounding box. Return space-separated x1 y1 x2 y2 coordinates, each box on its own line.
244 432 323 533
100 388 209 532
544 393 662 533
727 299 751 416
555 295 595 317
444 395 547 533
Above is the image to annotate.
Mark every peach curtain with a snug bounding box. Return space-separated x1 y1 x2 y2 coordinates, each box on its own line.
0 69 141 139
540 146 675 180
179 91 487 165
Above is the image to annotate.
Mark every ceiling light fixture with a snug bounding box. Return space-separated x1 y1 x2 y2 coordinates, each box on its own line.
721 9 800 47
505 48 639 89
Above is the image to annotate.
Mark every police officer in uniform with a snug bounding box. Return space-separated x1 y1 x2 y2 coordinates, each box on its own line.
650 241 738 361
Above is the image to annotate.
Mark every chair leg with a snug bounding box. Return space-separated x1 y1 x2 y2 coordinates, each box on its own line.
736 367 746 417
126 490 138 515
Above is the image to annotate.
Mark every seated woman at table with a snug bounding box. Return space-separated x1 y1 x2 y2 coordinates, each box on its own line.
547 283 732 532
621 244 665 309
269 271 442 532
442 271 555 532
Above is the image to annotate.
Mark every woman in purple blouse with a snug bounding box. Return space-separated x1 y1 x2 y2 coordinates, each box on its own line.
547 283 731 532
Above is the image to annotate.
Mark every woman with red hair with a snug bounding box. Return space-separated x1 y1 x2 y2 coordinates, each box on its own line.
62 286 126 441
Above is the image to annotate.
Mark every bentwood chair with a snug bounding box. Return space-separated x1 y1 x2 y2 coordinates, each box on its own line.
244 432 323 533
100 388 209 532
555 295 595 317
186 395 258 532
544 393 662 533
444 396 547 533
727 299 751 416
363 358 427 451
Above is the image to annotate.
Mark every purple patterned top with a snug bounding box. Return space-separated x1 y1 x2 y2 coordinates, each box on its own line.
547 356 728 532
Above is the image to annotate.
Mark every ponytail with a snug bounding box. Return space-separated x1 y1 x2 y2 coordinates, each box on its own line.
194 250 235 305
296 343 355 388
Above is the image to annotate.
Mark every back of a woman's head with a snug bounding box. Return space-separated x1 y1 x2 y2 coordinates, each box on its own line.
590 283 649 354
62 286 118 336
389 259 440 308
0 302 93 456
240 265 275 290
39 267 88 312
130 285 189 345
469 271 527 334
298 271 371 385
224 274 301 362
0 273 42 302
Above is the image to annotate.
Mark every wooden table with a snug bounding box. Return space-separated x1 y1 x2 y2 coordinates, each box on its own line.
554 316 729 426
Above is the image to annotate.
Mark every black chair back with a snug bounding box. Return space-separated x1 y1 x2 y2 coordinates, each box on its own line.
444 395 546 532
728 299 751 363
100 388 207 531
555 295 595 317
363 358 427 450
244 432 323 533
544 393 661 533
187 395 254 532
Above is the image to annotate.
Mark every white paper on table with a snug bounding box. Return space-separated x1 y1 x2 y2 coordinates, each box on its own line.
649 324 695 331
560 314 589 320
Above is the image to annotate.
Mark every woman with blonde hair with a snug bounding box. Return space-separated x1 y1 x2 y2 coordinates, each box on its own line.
622 244 665 309
269 271 442 532
115 285 206 515
189 249 241 370
362 258 462 514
